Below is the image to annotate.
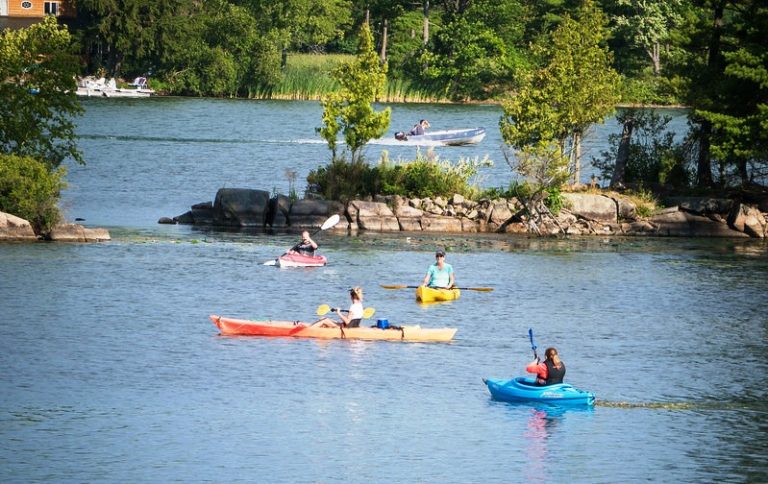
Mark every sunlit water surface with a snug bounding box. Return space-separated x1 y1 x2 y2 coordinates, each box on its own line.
1 98 766 482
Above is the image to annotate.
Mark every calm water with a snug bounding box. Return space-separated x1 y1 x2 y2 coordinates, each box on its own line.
1 98 767 482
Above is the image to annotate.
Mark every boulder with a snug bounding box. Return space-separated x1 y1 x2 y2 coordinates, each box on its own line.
190 201 214 225
664 197 733 215
398 218 422 231
650 209 748 237
489 201 513 225
562 193 617 223
174 211 194 224
349 200 399 231
0 212 37 241
289 199 344 228
268 194 291 228
727 203 766 238
613 197 637 220
48 223 110 242
213 188 270 227
421 216 463 233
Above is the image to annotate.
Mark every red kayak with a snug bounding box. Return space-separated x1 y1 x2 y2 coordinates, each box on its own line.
264 253 328 267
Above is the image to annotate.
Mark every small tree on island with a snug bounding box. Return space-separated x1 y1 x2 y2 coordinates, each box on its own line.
0 16 83 234
317 22 391 163
500 0 620 184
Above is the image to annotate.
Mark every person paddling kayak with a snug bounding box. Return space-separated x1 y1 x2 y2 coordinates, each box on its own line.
288 230 318 256
526 347 566 385
313 287 364 328
421 249 455 289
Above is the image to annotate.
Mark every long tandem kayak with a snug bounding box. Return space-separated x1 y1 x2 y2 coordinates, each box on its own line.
210 315 457 342
483 377 596 406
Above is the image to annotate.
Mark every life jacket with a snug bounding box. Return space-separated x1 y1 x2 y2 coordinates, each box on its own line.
544 360 566 385
294 241 315 256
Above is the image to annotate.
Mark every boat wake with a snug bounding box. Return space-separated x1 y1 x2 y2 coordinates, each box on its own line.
78 134 327 145
596 400 764 411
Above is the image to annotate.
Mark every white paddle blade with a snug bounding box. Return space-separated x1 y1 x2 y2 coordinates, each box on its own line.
263 259 277 266
320 214 341 231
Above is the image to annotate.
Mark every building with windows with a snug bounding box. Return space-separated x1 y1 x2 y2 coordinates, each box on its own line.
0 0 76 18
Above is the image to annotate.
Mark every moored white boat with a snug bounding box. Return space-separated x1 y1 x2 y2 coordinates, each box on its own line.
76 76 154 98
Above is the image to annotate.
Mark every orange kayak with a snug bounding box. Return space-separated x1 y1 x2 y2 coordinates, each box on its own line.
210 315 457 342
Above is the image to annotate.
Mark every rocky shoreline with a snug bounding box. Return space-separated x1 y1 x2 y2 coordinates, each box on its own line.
161 188 768 239
0 212 111 242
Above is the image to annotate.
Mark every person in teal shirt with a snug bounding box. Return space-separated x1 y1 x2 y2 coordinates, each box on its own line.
421 249 455 288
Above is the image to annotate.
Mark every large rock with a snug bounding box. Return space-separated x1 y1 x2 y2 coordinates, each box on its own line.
190 201 214 225
562 193 617 223
728 202 766 238
0 212 37 241
48 223 111 242
664 197 733 215
268 194 291 228
289 199 345 228
489 201 514 225
650 209 747 237
348 200 399 231
394 203 424 231
421 215 463 233
613 197 637 220
213 188 270 227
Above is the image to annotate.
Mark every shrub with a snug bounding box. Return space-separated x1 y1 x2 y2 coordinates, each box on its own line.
0 154 65 234
306 151 493 202
376 151 492 199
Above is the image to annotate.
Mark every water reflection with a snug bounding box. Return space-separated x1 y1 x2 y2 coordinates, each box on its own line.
489 402 596 482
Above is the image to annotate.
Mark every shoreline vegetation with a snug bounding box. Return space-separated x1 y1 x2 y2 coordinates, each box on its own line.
140 54 687 107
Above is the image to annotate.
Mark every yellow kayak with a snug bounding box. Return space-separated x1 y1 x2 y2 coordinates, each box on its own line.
416 285 461 303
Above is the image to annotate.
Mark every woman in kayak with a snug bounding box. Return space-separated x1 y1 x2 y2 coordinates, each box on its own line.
526 347 566 385
421 249 455 289
288 231 318 256
313 287 364 328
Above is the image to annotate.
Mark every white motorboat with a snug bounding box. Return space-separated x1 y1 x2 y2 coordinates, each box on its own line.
394 127 486 146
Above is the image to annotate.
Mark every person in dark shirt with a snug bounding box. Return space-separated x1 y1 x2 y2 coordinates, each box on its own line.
408 119 430 136
526 347 566 385
288 231 317 256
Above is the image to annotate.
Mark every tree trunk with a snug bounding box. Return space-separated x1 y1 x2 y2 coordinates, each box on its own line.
423 1 429 45
645 42 661 75
380 18 388 63
696 1 725 188
611 117 635 188
572 132 582 184
697 120 714 187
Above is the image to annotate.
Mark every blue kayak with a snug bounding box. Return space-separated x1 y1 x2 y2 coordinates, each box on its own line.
484 377 596 406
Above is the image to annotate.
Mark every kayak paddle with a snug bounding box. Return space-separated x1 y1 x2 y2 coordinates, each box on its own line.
316 304 376 319
380 284 493 292
528 328 538 360
263 214 341 265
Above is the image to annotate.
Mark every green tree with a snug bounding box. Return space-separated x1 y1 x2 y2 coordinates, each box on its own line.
162 1 281 97
0 15 83 167
613 0 684 75
76 0 193 76
417 16 514 101
500 0 621 182
317 22 391 162
688 1 767 187
0 154 66 234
